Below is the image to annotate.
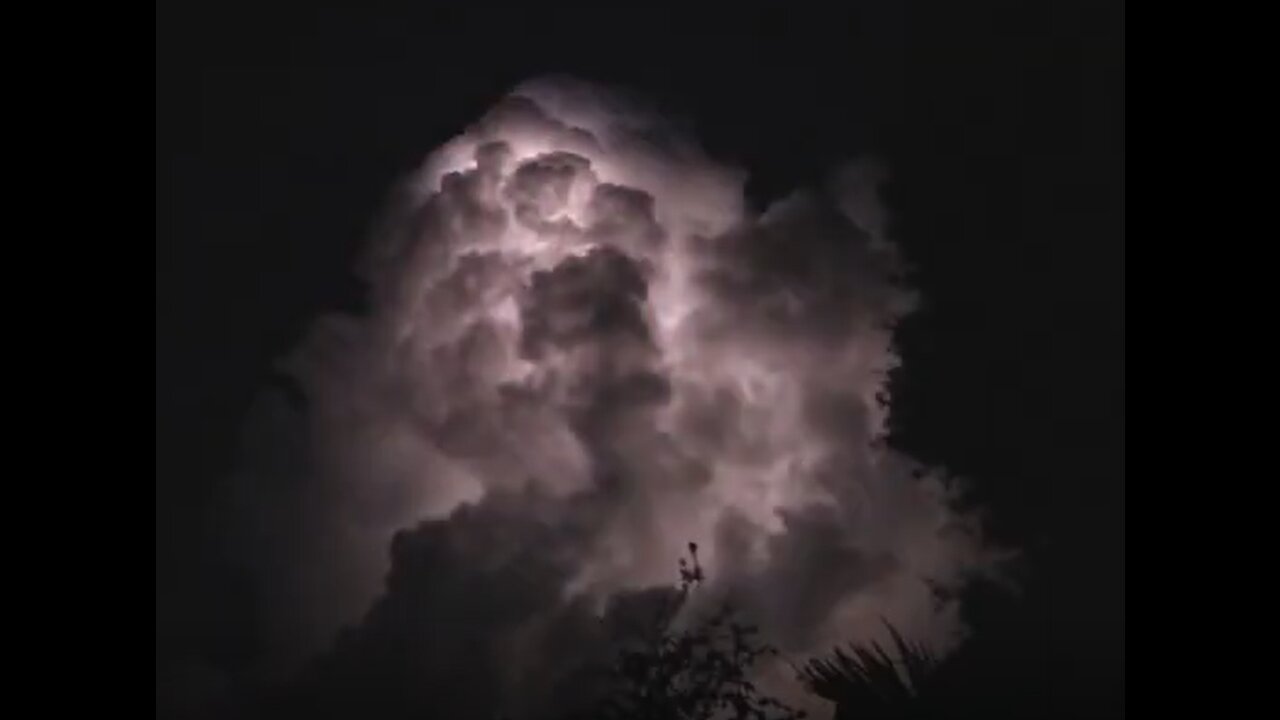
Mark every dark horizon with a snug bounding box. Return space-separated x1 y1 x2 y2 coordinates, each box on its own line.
156 3 1124 718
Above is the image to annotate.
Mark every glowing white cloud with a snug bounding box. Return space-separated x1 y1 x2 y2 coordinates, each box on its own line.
233 75 999 716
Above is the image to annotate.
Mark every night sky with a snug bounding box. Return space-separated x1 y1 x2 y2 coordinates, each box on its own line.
157 3 1124 718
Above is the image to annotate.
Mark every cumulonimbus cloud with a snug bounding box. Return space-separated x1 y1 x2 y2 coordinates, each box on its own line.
229 75 1001 717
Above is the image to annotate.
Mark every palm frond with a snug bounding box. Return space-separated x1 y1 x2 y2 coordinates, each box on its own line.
799 619 938 712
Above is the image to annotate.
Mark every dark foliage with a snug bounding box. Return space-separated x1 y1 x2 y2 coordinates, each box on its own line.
573 544 806 720
801 620 938 719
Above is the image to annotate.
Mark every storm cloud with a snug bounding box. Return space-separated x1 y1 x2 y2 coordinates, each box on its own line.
230 76 999 717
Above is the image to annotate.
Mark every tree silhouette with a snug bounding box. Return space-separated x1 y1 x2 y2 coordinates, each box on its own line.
572 543 806 720
800 620 940 719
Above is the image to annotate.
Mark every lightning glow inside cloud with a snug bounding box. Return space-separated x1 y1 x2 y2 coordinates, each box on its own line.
232 76 999 718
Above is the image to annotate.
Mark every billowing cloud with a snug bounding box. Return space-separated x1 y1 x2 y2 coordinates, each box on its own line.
230 75 999 717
